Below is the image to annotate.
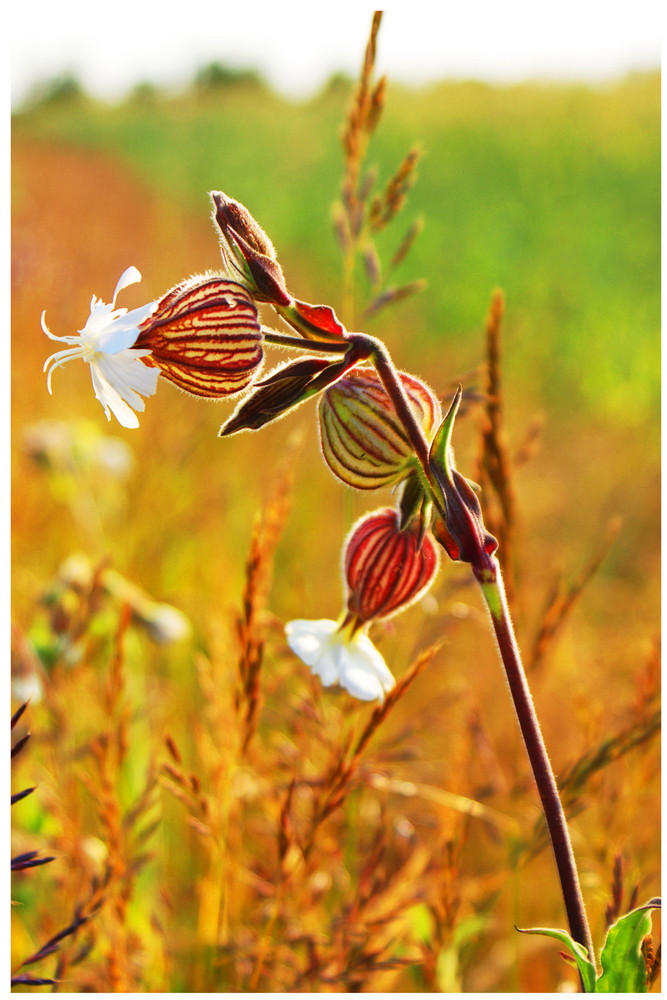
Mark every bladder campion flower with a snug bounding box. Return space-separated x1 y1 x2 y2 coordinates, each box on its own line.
135 274 263 397
286 506 439 701
43 269 264 427
42 266 160 429
344 506 439 623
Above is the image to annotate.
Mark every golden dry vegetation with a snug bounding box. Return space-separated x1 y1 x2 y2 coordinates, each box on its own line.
11 51 660 993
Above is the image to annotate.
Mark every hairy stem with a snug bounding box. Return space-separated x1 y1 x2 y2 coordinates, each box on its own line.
262 328 350 353
351 330 595 964
478 565 595 963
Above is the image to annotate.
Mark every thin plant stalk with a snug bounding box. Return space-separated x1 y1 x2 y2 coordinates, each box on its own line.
368 336 595 964
476 564 595 962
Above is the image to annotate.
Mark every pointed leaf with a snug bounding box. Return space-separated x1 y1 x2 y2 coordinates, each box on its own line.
256 357 331 387
516 926 597 992
428 384 463 477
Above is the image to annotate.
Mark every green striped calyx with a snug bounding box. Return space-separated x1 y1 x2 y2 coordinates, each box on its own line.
318 367 441 489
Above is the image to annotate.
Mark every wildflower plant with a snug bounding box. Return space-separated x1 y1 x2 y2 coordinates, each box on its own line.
35 11 659 993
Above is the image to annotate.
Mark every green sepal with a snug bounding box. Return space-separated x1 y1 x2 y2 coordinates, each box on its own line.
428 383 463 481
398 473 431 546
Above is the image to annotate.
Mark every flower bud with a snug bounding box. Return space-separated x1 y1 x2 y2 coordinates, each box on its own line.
344 507 439 623
135 274 263 397
210 191 291 306
319 367 441 489
429 386 498 574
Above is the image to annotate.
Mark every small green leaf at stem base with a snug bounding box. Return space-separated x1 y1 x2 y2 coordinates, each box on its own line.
516 926 597 992
518 898 660 993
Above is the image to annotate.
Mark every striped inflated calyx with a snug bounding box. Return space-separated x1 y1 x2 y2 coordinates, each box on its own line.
319 367 440 489
345 507 438 623
136 274 263 397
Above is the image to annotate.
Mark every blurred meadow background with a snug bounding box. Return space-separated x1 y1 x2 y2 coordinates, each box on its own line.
11 8 660 993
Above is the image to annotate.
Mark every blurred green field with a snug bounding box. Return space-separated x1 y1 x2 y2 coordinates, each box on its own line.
11 69 660 992
14 71 660 422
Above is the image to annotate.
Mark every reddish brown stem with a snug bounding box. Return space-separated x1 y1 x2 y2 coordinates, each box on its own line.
476 561 595 965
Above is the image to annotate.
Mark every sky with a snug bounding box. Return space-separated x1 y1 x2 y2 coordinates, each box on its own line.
8 1 662 107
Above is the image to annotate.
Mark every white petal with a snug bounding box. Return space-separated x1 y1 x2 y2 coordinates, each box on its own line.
80 300 115 338
113 266 142 302
351 632 395 690
311 648 342 687
97 300 159 354
338 638 394 701
95 352 159 407
338 662 386 701
90 365 140 428
285 619 338 667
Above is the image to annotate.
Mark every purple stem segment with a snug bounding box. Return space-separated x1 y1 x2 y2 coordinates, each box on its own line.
361 332 595 963
477 563 595 963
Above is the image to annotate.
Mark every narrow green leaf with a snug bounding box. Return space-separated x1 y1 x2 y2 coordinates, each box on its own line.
516 926 597 993
596 900 660 993
428 384 462 476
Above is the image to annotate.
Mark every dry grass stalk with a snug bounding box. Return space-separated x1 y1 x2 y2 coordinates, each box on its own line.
364 279 428 320
236 460 293 752
336 11 425 326
66 608 161 990
341 11 385 210
642 936 662 989
528 516 622 672
305 641 443 853
605 854 639 927
632 636 660 716
475 288 518 604
524 706 660 860
390 216 424 270
369 146 421 231
14 874 108 988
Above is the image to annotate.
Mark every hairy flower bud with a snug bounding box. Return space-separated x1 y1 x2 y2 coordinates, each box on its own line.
429 385 498 575
344 507 439 624
210 191 291 306
319 367 441 489
136 274 263 397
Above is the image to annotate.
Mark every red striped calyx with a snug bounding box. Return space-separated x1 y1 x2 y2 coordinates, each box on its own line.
135 274 263 397
319 367 441 489
344 507 439 624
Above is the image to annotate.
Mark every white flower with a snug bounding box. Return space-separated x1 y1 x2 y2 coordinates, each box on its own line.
285 618 395 702
43 266 160 429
